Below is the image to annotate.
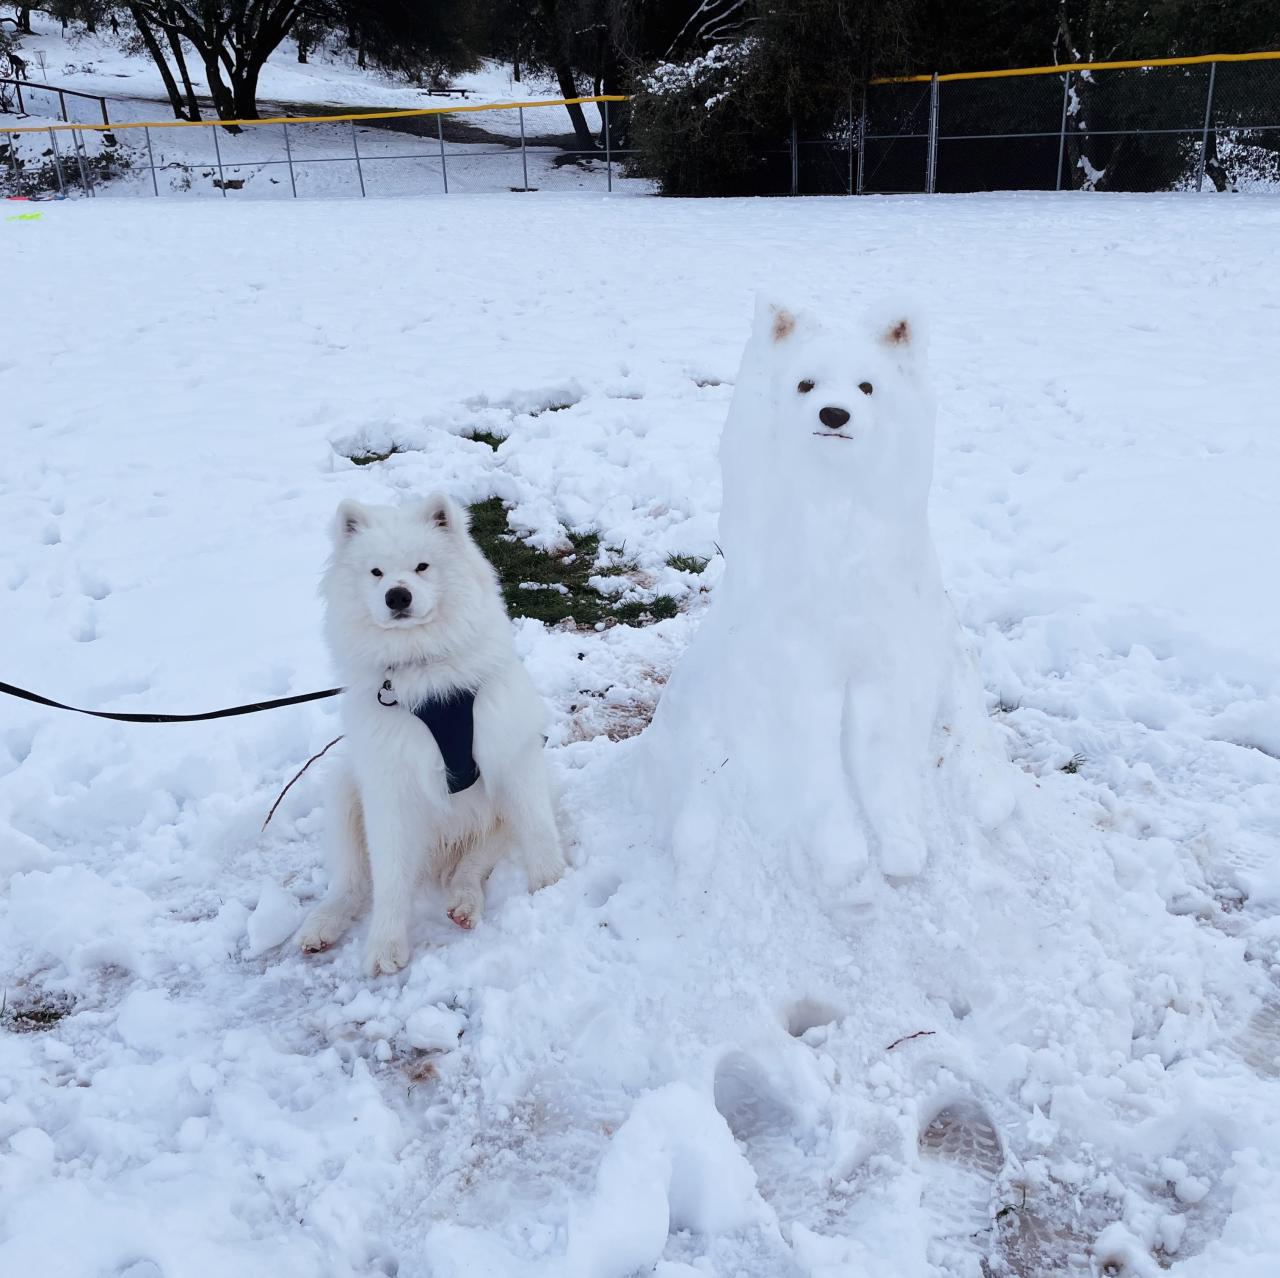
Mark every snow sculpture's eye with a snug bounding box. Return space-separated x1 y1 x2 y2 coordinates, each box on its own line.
415 563 429 573
797 379 815 394
859 382 874 395
371 568 383 578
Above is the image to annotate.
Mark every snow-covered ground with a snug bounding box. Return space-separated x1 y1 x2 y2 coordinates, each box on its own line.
2 192 1279 1277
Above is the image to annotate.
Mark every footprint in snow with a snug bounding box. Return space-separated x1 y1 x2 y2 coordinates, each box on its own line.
918 1101 1003 1275
1232 992 1280 1078
713 1052 868 1241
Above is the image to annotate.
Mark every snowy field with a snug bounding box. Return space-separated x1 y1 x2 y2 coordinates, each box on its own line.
3 193 1280 1278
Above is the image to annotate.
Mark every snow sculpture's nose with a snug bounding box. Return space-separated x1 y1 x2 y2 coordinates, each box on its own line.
819 406 851 430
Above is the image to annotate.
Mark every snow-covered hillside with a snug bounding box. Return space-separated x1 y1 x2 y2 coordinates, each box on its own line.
4 15 626 199
2 193 1279 1277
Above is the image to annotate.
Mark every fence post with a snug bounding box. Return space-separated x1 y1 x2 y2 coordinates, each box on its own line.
789 118 798 196
211 124 226 196
604 99 613 192
58 89 68 122
856 86 867 195
350 121 365 198
48 127 66 196
1196 61 1217 192
847 92 854 195
99 95 109 128
517 103 527 188
926 72 939 194
282 122 297 197
144 125 158 196
1055 70 1070 190
6 131 17 185
436 112 448 193
71 129 91 195
14 80 22 113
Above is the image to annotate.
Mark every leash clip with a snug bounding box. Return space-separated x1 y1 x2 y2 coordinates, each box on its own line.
377 678 398 708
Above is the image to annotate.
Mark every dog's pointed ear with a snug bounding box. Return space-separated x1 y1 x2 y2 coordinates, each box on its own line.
421 493 468 534
334 499 369 543
753 294 797 344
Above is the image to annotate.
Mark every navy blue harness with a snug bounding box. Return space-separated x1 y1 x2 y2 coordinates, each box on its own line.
412 688 481 794
379 677 480 794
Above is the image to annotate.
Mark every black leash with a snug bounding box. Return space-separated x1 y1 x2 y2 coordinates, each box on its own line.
0 679 344 724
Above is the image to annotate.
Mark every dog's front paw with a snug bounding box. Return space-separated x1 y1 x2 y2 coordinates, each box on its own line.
445 890 483 931
363 929 410 977
297 906 352 954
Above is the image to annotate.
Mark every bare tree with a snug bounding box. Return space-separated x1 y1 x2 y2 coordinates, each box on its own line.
123 1 307 124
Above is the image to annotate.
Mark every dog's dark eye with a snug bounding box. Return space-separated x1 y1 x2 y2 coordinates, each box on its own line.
370 568 383 578
797 379 815 394
415 562 429 573
859 381 874 396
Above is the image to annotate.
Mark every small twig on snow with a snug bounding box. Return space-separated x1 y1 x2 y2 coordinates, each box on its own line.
885 1029 936 1052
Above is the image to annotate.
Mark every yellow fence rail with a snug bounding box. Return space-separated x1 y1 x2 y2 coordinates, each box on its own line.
873 48 1280 85
1 94 628 135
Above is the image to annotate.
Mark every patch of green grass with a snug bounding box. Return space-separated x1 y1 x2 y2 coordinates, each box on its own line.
348 445 402 466
466 430 507 451
466 497 677 628
666 553 710 575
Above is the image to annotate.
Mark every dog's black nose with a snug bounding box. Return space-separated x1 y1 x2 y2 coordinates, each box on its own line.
819 405 851 430
385 586 412 613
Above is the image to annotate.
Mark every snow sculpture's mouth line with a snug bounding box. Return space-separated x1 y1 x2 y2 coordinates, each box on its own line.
812 432 852 441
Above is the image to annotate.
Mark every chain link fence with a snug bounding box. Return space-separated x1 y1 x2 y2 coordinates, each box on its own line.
6 54 1280 200
1 96 633 199
786 53 1280 196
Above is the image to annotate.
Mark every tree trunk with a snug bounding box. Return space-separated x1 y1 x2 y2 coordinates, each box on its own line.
231 62 262 120
554 62 596 151
127 4 190 122
165 17 201 122
18 7 33 35
203 53 241 129
297 42 307 63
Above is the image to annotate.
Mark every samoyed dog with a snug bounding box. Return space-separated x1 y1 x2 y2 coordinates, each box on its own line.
297 494 565 976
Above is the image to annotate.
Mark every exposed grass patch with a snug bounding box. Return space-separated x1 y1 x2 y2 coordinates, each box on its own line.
467 497 678 628
348 445 402 466
466 430 507 451
1 988 75 1033
1060 754 1086 774
666 552 710 575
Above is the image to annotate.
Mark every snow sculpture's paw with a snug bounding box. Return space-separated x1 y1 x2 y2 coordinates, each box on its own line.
919 1100 1003 1273
363 927 410 976
296 906 352 954
876 820 928 879
446 891 482 931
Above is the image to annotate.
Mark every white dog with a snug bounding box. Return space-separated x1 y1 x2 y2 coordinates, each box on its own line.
297 494 565 976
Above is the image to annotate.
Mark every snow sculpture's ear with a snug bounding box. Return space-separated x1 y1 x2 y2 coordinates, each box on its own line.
753 294 797 344
871 301 928 360
422 493 468 533
334 499 369 543
880 318 914 348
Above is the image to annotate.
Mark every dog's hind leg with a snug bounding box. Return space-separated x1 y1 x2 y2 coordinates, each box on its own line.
297 769 370 955
500 750 567 894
